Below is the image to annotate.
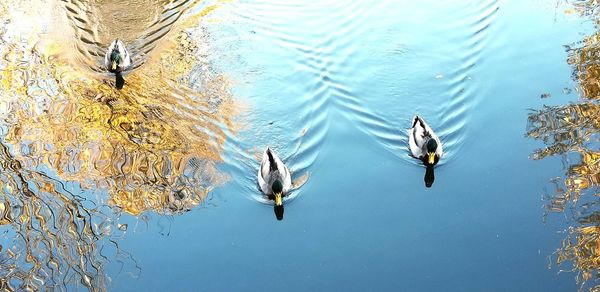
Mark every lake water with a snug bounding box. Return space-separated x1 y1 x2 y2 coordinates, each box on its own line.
0 0 599 291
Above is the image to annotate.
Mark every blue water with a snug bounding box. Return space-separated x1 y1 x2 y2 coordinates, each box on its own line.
0 0 597 290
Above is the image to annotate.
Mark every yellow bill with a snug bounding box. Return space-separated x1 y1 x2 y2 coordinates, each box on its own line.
111 60 117 70
275 193 282 206
428 152 435 164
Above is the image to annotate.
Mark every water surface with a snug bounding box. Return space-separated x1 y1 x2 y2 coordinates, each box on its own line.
0 0 598 291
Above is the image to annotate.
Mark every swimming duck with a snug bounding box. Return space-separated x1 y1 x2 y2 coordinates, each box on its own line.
258 147 292 220
409 116 443 187
104 39 131 89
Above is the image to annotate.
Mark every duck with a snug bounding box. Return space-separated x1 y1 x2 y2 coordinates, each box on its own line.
258 147 292 220
104 39 131 90
408 115 443 187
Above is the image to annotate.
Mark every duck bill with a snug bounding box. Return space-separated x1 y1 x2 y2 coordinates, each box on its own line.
428 152 435 165
111 60 117 71
274 192 283 206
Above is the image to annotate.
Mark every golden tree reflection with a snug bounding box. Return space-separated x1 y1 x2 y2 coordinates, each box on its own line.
0 141 130 291
0 0 234 290
527 3 600 290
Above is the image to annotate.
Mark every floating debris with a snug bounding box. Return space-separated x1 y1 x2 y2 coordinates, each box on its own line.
299 127 307 136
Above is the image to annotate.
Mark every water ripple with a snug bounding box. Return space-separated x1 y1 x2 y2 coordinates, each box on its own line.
0 0 234 289
225 0 500 172
61 0 204 73
216 1 388 204
333 0 500 166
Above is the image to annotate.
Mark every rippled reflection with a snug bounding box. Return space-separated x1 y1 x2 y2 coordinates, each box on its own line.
0 140 137 291
527 3 600 290
62 0 209 72
0 0 233 289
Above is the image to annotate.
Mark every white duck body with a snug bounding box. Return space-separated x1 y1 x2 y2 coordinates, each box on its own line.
104 39 131 72
258 147 292 195
408 116 443 162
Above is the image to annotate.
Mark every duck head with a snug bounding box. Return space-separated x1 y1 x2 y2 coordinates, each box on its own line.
109 49 121 72
425 139 438 165
272 180 284 220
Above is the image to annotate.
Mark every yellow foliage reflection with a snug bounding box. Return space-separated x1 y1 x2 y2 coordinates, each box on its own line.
527 3 600 290
0 0 234 290
0 140 124 291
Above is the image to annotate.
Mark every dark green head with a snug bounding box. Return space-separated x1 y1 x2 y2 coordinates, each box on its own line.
272 179 284 220
425 139 438 165
110 50 121 63
272 180 283 194
426 139 438 153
